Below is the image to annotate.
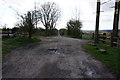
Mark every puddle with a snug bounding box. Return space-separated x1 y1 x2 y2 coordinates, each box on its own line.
47 48 57 52
65 44 72 46
47 48 65 56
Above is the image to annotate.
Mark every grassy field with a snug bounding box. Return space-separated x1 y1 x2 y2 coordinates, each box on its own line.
82 34 92 40
65 34 92 40
83 42 120 76
0 29 2 32
1 29 12 33
2 36 41 56
74 35 92 40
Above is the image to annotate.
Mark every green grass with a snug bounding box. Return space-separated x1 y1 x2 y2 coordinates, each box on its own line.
0 29 2 32
2 30 12 33
83 42 120 76
82 34 92 40
2 36 41 56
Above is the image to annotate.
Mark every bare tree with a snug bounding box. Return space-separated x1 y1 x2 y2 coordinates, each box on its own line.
18 11 36 38
38 2 61 35
72 8 81 21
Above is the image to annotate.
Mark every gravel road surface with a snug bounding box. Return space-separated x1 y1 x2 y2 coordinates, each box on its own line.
2 36 116 78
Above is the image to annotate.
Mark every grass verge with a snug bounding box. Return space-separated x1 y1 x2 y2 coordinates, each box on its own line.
2 36 41 56
83 42 120 76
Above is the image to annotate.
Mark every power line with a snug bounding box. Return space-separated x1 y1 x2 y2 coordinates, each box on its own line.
93 0 113 14
101 0 112 5
110 6 115 8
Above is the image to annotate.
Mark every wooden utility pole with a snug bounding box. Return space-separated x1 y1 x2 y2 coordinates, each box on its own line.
34 0 37 29
111 0 119 47
95 0 101 43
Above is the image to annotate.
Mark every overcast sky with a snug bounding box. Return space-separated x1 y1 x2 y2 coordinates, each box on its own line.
0 0 118 30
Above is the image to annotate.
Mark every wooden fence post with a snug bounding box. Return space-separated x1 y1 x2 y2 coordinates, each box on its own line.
92 33 94 39
103 33 106 44
7 28 9 37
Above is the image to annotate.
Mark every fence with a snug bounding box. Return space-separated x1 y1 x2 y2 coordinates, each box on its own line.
0 28 18 38
99 33 120 48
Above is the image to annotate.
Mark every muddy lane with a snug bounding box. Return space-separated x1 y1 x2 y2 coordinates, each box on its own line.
2 37 116 78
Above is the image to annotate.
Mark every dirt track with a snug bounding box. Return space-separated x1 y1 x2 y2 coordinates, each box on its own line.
2 36 116 78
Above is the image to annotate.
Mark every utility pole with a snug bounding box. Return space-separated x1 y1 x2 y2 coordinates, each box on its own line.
94 0 101 43
111 0 119 47
34 0 37 29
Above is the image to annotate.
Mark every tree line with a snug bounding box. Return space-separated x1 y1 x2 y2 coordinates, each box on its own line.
2 2 82 39
17 2 82 38
15 2 61 38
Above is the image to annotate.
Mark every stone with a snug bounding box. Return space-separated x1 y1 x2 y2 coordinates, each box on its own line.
95 47 99 50
90 43 96 46
99 49 107 54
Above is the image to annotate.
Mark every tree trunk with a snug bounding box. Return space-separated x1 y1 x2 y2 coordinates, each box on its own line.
29 33 32 38
28 31 32 38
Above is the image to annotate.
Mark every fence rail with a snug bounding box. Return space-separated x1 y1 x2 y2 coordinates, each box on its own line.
99 33 120 48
